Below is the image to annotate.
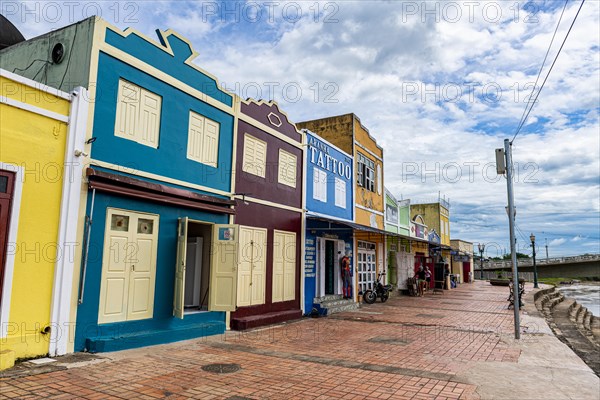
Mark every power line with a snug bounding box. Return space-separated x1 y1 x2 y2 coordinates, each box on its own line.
515 0 569 135
511 0 586 143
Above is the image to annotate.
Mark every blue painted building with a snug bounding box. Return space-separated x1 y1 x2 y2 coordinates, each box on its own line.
78 25 240 352
303 131 356 315
1 18 240 352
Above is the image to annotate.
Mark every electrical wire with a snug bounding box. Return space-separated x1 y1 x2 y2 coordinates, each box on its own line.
515 0 569 135
511 0 587 143
12 59 50 74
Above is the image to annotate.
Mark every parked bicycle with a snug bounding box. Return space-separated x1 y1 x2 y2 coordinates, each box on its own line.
363 272 393 304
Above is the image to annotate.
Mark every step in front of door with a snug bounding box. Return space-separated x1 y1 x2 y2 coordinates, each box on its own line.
85 321 226 353
231 309 302 331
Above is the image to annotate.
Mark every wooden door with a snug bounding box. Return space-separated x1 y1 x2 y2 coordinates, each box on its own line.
208 224 238 312
98 209 159 324
237 226 266 307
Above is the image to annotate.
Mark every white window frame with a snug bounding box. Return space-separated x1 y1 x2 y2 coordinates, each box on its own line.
114 79 162 148
278 149 297 188
313 167 327 202
357 240 376 295
357 153 375 192
242 133 267 178
334 176 346 209
186 111 220 167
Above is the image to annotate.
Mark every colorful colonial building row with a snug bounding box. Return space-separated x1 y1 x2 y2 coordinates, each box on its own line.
0 17 472 369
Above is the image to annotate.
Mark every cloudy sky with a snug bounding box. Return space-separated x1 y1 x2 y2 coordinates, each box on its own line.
5 0 599 258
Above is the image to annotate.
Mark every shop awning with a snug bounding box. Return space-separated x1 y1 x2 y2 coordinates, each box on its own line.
86 168 236 214
306 211 430 244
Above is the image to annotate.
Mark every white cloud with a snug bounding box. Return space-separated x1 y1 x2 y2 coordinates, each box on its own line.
3 0 598 256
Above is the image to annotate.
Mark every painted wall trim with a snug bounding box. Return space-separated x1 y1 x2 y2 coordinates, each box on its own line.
0 164 24 339
102 21 231 99
98 43 235 116
0 96 69 123
239 112 303 149
236 195 303 214
354 141 383 162
356 204 384 216
49 87 89 356
0 69 71 100
89 159 231 198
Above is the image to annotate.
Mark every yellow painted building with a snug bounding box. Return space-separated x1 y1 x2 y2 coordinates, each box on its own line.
410 201 451 246
0 70 87 369
450 240 474 283
297 114 386 298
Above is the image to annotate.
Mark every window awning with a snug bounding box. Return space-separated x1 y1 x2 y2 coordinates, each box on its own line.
86 168 235 215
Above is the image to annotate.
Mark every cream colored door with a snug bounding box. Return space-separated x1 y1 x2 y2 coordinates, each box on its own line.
237 226 266 306
98 209 159 324
127 214 159 320
272 232 285 303
237 226 254 307
209 224 238 312
273 230 297 303
173 218 188 319
283 232 296 301
250 228 267 305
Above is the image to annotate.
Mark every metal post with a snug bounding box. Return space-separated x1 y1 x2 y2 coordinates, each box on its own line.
480 248 484 279
531 234 539 289
504 139 520 339
545 238 549 260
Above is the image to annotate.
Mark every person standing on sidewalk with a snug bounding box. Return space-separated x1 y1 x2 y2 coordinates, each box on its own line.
415 266 426 296
341 253 352 299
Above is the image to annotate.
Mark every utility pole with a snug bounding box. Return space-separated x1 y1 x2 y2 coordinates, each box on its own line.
498 139 520 340
545 238 549 260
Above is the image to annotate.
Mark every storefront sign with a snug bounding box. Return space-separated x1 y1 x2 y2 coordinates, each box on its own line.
308 136 352 180
386 203 398 224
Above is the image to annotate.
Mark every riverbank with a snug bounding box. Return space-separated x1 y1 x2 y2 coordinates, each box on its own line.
533 285 600 377
557 283 600 317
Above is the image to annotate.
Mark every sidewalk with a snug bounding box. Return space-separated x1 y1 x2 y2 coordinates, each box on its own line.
1 281 598 399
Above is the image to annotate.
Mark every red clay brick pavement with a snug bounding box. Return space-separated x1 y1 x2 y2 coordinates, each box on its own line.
0 281 527 399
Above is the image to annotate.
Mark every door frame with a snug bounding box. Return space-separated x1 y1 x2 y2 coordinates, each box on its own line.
316 237 344 298
0 164 23 339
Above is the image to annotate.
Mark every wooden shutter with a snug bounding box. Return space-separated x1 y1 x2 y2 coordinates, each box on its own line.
187 112 205 162
115 80 140 141
278 149 297 188
335 177 346 208
242 134 266 178
139 89 161 148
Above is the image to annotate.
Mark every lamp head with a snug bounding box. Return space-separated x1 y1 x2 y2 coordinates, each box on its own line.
530 233 535 243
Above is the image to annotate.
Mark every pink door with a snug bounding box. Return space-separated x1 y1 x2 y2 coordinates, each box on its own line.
462 262 471 283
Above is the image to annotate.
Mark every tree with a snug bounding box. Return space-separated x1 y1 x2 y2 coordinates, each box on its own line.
502 253 530 260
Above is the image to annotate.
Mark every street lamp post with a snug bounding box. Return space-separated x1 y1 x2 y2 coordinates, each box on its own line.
478 243 485 280
530 233 539 288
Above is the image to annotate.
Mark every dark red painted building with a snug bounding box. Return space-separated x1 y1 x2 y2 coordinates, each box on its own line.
231 100 304 329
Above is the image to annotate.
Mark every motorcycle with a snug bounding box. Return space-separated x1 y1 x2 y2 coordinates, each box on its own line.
363 272 393 304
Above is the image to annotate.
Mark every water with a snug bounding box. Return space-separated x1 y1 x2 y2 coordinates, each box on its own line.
557 284 600 317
